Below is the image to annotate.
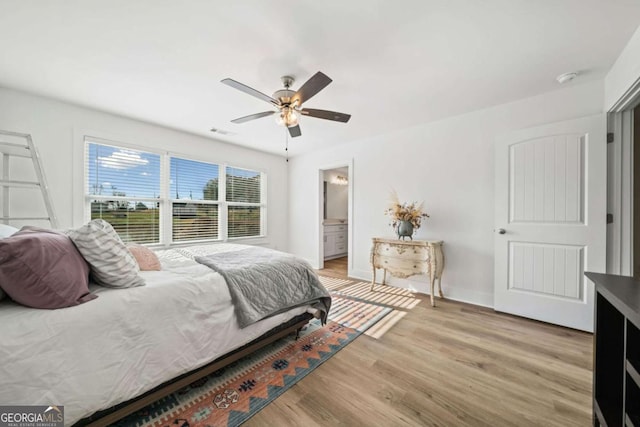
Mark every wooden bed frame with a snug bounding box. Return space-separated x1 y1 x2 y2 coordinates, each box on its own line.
75 313 314 426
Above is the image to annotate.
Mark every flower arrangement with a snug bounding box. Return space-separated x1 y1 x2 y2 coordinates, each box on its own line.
384 190 430 232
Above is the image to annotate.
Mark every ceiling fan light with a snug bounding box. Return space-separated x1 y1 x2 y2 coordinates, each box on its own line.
276 108 299 127
287 110 299 127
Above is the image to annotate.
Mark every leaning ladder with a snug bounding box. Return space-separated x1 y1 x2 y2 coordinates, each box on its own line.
0 130 58 228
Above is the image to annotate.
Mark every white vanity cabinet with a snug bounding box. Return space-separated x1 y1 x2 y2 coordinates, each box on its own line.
323 224 348 259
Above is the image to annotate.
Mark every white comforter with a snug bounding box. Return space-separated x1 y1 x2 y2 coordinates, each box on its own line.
0 244 315 425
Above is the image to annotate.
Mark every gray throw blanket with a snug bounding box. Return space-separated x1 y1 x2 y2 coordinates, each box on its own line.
195 247 331 328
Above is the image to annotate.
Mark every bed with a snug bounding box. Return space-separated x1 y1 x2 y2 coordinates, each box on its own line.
0 242 329 426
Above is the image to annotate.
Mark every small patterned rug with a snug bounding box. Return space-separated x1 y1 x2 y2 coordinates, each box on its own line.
115 293 391 427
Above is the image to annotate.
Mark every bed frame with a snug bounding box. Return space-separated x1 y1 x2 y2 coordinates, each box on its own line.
74 313 313 426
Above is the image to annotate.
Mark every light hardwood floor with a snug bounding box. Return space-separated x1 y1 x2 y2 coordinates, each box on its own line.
246 257 593 426
318 256 349 278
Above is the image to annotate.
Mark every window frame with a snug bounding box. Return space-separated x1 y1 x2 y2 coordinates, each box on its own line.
168 154 222 244
83 137 267 246
84 137 165 245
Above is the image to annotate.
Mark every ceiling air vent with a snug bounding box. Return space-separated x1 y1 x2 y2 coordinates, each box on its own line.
210 127 235 136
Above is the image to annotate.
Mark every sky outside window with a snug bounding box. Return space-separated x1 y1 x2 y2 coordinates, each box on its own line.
87 142 160 198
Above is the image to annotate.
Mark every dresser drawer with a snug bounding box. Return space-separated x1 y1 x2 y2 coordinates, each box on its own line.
324 224 347 233
373 255 429 276
374 243 428 261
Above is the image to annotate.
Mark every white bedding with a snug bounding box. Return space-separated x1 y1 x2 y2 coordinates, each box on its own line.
0 244 316 425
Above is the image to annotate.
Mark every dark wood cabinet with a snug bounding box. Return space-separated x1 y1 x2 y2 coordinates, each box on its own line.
586 272 640 427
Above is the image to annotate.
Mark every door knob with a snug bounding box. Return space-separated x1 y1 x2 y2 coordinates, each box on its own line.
497 228 506 234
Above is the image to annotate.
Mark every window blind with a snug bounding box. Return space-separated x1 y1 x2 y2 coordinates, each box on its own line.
170 157 219 201
86 141 161 243
170 157 220 242
228 206 261 238
226 167 261 204
172 203 218 241
226 167 262 238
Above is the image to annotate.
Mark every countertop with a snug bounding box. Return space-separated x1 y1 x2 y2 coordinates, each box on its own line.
586 272 640 327
323 220 348 225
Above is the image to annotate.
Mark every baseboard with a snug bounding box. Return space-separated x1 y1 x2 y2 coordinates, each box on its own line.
349 268 494 309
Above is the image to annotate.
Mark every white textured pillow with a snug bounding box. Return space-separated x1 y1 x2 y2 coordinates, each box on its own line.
67 219 145 288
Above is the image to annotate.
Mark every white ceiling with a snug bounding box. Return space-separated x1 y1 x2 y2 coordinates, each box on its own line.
0 1 639 156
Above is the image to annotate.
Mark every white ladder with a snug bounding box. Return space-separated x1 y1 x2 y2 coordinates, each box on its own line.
0 130 58 228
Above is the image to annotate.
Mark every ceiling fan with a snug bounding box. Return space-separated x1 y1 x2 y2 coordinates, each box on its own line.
221 71 351 138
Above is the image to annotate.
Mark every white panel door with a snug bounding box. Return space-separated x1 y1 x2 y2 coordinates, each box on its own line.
494 115 606 332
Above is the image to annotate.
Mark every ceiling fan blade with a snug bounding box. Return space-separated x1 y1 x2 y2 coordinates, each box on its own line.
291 72 332 106
300 108 351 123
288 124 302 138
231 111 275 124
221 78 280 106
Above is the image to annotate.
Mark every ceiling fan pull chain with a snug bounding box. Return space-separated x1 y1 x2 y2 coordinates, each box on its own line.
285 128 289 163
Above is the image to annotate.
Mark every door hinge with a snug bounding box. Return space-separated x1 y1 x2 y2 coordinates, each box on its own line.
607 132 614 143
607 213 613 224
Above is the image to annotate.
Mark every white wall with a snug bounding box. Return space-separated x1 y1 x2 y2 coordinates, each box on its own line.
323 169 348 220
288 80 604 307
605 25 640 111
0 87 289 250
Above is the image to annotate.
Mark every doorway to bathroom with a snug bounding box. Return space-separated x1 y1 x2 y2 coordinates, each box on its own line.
318 161 352 277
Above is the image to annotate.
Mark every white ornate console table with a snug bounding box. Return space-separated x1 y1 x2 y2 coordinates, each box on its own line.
370 238 445 307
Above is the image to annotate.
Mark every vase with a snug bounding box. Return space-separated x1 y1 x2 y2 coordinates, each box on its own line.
397 220 414 240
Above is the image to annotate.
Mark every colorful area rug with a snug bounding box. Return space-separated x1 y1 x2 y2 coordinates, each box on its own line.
115 293 391 427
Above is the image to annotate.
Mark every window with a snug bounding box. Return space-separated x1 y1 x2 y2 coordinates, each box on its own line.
226 166 263 238
86 142 161 243
170 157 219 242
85 138 266 244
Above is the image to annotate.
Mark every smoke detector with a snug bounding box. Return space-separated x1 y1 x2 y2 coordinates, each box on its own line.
556 72 578 84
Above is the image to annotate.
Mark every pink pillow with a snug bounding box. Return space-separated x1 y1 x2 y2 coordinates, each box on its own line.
127 244 161 271
0 227 96 309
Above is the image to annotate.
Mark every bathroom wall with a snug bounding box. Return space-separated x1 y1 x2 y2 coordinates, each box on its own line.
323 168 348 220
